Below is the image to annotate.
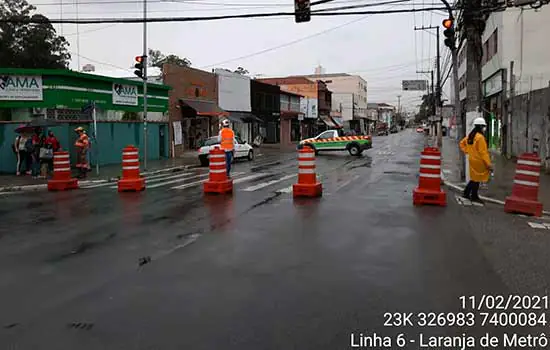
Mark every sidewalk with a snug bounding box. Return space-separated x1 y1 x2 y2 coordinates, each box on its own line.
440 136 550 209
0 153 200 191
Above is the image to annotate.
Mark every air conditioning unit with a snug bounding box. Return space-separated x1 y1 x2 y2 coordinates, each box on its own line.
32 107 46 116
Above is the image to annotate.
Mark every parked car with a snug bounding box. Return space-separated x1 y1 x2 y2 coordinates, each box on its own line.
416 126 424 133
198 136 254 167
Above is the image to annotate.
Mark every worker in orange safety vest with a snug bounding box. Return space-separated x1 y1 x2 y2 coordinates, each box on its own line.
74 126 90 178
218 118 236 177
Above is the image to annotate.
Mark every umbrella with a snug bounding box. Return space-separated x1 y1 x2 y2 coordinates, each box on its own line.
15 124 34 134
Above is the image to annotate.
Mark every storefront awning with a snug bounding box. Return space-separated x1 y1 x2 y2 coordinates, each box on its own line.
179 99 228 117
331 116 344 128
227 111 263 123
319 115 338 128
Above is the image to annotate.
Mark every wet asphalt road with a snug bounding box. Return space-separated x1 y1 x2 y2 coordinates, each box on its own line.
0 130 520 349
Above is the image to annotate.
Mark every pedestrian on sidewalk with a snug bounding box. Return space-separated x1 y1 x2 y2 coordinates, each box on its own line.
218 118 236 178
459 117 493 203
74 127 90 179
13 132 30 176
30 128 42 179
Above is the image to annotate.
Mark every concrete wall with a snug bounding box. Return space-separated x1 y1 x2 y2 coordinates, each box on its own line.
0 122 169 173
509 86 550 172
332 93 353 121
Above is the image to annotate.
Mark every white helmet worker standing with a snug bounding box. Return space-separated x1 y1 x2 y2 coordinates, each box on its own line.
218 118 237 178
459 116 492 203
473 117 487 127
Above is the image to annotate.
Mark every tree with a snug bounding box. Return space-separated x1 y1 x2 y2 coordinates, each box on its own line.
415 93 435 122
148 49 191 68
0 0 71 68
234 67 249 75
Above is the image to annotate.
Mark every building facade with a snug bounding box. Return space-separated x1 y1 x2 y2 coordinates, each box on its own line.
250 80 281 144
280 90 304 145
163 64 226 155
0 68 170 172
303 73 369 132
257 77 334 137
453 6 550 155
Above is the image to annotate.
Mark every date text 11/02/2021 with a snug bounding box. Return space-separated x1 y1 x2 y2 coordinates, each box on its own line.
349 332 549 349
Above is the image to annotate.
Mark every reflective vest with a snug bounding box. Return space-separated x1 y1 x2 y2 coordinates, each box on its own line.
220 128 234 151
75 133 89 150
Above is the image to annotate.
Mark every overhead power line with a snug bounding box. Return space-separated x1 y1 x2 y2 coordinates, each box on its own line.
1 6 450 24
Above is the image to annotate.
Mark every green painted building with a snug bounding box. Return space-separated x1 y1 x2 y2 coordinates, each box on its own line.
0 68 171 173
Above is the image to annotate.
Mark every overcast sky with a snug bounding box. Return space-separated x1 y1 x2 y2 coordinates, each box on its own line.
32 0 453 111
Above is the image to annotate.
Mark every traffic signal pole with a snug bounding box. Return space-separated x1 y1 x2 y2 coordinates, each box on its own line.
142 0 148 170
414 25 442 146
439 0 465 179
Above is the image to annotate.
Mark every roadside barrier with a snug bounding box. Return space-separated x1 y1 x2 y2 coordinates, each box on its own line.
48 151 79 191
203 146 233 194
117 145 145 192
413 147 446 206
504 152 543 216
293 145 322 198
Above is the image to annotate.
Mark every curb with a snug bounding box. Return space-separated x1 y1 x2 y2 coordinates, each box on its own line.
0 165 196 192
442 180 550 216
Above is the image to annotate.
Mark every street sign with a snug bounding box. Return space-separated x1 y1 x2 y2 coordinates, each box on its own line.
402 80 427 91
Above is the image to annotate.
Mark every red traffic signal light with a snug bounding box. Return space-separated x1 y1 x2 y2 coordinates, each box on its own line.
135 56 143 63
442 18 453 29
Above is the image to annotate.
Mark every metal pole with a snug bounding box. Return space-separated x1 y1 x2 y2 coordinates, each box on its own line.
92 102 99 175
436 27 443 147
142 0 148 170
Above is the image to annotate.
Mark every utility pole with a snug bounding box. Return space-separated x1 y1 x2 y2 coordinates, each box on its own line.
415 26 442 146
397 94 401 118
142 0 149 170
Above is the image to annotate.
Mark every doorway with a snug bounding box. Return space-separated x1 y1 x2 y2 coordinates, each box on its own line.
159 124 167 158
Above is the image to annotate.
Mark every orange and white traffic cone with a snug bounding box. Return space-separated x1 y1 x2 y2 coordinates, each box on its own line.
412 147 446 206
117 145 146 192
203 146 233 194
47 151 79 191
504 153 543 216
292 145 322 198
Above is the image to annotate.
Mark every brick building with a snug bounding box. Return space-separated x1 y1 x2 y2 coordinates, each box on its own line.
163 64 227 155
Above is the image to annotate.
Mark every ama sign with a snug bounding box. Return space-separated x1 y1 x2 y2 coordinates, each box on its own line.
0 75 43 101
112 83 138 106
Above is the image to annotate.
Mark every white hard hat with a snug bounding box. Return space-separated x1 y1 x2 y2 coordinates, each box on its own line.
473 117 487 126
221 119 230 127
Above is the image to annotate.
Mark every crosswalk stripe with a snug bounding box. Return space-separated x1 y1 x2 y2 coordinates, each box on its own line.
137 173 211 189
171 172 245 190
81 172 195 189
242 174 296 192
232 173 269 184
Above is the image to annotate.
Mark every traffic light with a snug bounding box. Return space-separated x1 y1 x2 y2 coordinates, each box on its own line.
442 18 456 49
294 0 311 23
134 55 144 79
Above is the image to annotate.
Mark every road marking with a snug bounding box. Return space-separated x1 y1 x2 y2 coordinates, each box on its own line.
528 222 548 229
146 173 212 189
242 174 296 192
83 172 194 189
233 173 268 184
171 172 245 190
275 185 293 193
